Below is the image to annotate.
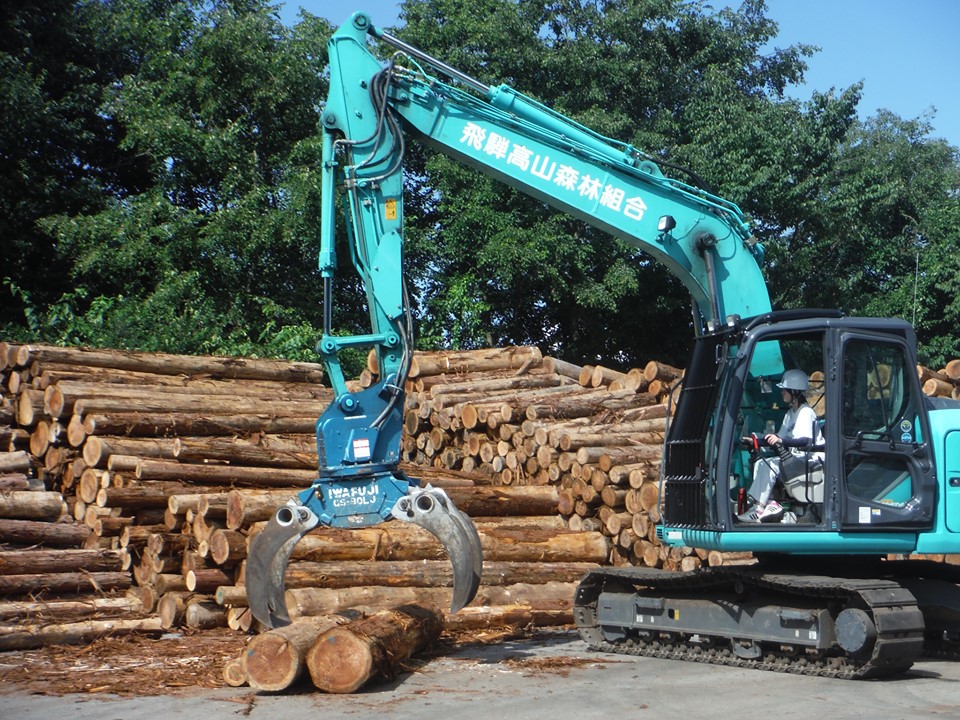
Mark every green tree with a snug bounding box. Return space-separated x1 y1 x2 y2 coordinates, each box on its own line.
0 0 152 331
4 1 341 360
761 110 960 366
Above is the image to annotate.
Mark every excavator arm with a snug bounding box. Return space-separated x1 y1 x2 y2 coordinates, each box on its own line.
247 11 774 628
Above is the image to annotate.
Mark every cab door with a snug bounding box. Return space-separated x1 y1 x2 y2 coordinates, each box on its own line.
836 332 936 531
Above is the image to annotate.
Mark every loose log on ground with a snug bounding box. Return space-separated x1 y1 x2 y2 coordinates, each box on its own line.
242 614 357 692
0 616 163 651
0 593 145 622
441 602 573 630
306 604 444 693
223 657 247 687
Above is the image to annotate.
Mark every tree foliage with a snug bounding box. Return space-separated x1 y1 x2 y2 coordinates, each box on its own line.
2 0 335 359
1 0 958 369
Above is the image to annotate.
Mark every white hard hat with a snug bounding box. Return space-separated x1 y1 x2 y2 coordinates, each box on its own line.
777 369 809 392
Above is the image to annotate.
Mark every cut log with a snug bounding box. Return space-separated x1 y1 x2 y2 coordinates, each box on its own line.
0 519 90 547
306 604 444 693
0 617 163 651
22 344 326 382
252 523 609 564
643 360 683 383
944 359 960 381
82 436 179 467
0 491 65 521
73 395 324 417
135 459 315 488
590 365 628 388
0 594 144 622
242 614 356 692
174 437 317 469
286 581 578 620
209 529 248 565
441 603 573 630
184 599 227 629
0 571 132 596
542 356 583 382
222 657 247 687
185 568 233 593
408 347 542 378
0 548 125 575
0 450 32 474
83 413 319 438
276 559 597 589
226 489 301 529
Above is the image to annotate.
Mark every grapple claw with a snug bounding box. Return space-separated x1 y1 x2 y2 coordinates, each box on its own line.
391 485 483 612
246 500 320 629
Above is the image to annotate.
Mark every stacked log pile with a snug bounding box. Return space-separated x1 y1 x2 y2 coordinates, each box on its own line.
918 359 960 400
0 342 613 650
0 341 332 647
382 347 700 570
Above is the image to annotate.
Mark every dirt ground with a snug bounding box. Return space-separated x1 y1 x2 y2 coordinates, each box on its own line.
0 625 598 697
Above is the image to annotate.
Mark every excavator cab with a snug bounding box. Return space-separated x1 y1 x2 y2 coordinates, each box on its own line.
661 310 938 548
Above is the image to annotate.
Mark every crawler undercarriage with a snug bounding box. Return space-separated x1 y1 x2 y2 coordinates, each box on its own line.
573 559 960 678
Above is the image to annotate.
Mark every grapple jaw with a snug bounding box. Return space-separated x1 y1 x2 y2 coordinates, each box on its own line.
246 485 483 629
391 485 483 613
245 500 320 629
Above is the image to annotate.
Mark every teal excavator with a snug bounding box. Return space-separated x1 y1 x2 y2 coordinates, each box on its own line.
247 12 960 678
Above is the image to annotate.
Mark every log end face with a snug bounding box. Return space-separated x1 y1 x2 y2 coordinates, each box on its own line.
243 636 298 692
307 628 373 694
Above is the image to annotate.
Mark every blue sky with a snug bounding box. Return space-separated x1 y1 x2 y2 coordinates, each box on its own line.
283 0 960 149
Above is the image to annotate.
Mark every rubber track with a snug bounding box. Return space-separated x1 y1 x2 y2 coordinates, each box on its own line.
574 566 926 679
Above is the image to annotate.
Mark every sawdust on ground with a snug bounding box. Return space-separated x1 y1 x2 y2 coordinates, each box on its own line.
0 625 603 697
